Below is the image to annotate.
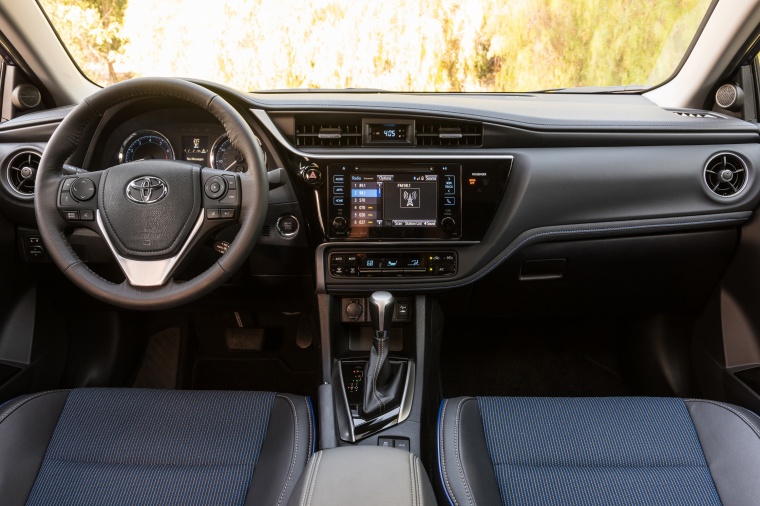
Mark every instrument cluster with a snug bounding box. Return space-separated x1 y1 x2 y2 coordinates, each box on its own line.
118 129 266 173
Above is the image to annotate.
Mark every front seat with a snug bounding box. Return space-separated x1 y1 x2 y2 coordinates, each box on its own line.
438 396 760 506
0 388 313 505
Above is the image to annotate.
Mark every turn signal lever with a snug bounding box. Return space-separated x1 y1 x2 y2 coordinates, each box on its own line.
362 291 405 418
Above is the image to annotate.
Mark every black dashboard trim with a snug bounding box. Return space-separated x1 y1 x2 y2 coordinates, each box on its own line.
318 211 752 293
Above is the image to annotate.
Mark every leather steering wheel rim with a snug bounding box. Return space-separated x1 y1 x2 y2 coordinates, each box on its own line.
34 77 268 310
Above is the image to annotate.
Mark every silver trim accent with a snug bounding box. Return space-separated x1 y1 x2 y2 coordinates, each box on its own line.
398 360 415 423
125 176 168 204
5 149 41 198
251 109 515 161
369 291 394 334
703 152 749 199
118 130 175 164
334 358 416 443
275 213 300 239
209 133 263 172
95 209 205 287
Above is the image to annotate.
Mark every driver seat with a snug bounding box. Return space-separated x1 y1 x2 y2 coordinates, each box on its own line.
0 388 313 505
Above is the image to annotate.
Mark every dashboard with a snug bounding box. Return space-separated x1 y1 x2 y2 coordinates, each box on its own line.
0 85 759 308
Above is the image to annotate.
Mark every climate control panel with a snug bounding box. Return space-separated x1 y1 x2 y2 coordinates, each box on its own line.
328 251 457 277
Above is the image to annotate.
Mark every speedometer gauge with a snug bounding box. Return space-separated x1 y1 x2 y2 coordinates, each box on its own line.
210 134 265 172
119 130 175 163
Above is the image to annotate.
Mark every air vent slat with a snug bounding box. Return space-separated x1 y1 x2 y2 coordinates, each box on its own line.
5 150 40 197
415 120 482 147
704 153 747 198
295 118 362 147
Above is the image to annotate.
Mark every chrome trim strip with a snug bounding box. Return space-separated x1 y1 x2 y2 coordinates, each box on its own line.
95 209 205 287
398 360 415 423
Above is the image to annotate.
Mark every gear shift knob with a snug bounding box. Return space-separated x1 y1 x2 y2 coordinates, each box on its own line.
369 291 395 337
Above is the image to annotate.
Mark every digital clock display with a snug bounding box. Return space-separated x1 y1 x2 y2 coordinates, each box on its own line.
369 124 408 142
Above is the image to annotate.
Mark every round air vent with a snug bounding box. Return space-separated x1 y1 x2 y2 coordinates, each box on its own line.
5 150 41 197
704 153 747 198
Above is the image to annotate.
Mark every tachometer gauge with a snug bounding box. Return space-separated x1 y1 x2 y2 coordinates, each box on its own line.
210 134 265 172
119 130 175 163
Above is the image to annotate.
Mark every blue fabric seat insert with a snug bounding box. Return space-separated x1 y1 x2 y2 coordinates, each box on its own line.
25 388 277 506
477 396 721 506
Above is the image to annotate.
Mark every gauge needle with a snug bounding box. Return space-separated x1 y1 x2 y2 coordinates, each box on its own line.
224 160 238 171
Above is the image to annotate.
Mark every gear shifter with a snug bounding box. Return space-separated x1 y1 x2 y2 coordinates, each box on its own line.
362 291 405 418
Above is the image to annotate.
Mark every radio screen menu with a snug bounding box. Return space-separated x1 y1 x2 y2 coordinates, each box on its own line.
327 164 462 239
351 174 438 228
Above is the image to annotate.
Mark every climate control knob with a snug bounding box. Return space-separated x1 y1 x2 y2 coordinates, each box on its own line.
332 216 347 233
441 217 456 234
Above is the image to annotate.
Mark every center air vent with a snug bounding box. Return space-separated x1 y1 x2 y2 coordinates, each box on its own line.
5 150 40 197
415 120 482 147
704 153 747 197
295 119 362 147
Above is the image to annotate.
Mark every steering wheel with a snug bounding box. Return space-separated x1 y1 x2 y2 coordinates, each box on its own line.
34 78 268 310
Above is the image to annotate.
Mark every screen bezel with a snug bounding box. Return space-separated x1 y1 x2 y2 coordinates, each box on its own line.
327 163 462 240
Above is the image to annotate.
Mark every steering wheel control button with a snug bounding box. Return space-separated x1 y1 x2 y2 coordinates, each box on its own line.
218 189 238 205
64 211 79 221
61 178 74 192
59 192 75 206
70 178 96 201
275 214 299 238
204 175 227 199
206 208 221 220
79 209 94 221
223 174 237 189
303 166 321 185
221 209 235 219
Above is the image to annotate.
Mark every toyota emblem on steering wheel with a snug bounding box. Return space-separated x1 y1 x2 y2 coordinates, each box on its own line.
126 176 168 204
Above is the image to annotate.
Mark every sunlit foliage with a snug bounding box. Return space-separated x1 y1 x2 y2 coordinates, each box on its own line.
39 0 711 91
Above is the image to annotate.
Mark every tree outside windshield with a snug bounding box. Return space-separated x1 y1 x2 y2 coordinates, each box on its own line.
39 0 711 92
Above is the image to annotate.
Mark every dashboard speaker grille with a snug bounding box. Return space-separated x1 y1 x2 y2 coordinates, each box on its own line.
704 153 747 197
5 150 40 197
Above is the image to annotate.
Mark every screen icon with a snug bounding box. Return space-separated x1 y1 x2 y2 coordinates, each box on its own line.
401 188 420 208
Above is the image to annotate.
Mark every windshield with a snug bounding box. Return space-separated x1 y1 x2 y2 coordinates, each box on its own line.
39 0 712 92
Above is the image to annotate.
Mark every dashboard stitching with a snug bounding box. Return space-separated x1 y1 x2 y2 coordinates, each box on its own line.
329 216 749 292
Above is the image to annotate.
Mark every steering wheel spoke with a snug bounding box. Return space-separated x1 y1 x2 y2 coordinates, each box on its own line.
95 209 206 287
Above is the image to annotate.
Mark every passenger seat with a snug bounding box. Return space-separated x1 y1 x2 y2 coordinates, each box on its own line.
438 396 760 505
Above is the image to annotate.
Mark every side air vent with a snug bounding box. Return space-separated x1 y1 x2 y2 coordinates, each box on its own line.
295 119 362 147
262 225 271 237
415 120 483 147
671 110 719 119
5 150 40 197
704 153 747 197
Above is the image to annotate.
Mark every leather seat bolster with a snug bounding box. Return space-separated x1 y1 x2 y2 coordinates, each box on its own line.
0 390 70 506
246 393 315 506
686 399 760 506
287 446 436 506
438 397 502 506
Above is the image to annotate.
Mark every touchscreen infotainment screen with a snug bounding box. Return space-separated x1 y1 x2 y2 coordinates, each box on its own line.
350 173 438 228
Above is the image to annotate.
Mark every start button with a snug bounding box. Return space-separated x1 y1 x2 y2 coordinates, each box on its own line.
276 214 300 239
